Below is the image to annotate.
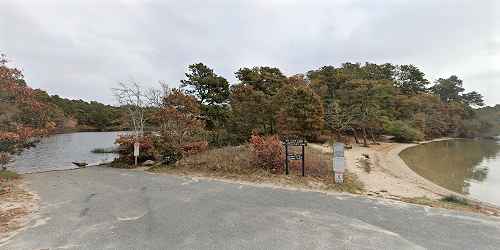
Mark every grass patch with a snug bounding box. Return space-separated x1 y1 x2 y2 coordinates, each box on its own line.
0 170 19 180
149 144 364 194
150 145 263 175
440 195 469 205
91 147 119 154
399 195 499 216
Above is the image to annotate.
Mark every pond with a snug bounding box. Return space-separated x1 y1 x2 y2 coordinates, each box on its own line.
8 132 124 174
400 139 500 206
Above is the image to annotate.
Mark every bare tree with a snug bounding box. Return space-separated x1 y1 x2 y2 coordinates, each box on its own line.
145 80 170 108
112 80 148 139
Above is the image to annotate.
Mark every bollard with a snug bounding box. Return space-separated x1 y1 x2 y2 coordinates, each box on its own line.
333 143 345 183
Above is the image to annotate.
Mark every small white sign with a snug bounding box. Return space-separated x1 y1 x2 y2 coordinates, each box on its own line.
335 172 344 183
133 143 140 157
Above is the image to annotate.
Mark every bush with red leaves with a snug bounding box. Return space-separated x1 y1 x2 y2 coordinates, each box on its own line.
115 134 159 164
181 141 209 156
249 134 284 173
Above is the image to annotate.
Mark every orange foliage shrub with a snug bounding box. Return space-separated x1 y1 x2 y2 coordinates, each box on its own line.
249 134 284 173
181 141 209 156
115 134 158 163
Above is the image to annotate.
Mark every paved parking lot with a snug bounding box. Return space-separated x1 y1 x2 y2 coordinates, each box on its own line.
3 167 500 250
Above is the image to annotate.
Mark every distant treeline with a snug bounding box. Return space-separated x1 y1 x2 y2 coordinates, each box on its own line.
476 105 500 137
40 94 125 132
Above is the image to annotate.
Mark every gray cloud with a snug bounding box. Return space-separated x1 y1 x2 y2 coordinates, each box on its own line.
1 0 498 105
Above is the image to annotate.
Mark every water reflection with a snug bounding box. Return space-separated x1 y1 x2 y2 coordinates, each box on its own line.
9 132 122 174
400 139 500 206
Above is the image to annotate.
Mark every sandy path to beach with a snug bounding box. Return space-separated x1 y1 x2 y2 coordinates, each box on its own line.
311 140 461 200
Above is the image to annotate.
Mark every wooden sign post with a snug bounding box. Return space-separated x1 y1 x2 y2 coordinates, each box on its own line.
282 139 307 176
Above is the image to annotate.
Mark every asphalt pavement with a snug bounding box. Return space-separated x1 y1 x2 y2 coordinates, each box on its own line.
2 167 500 250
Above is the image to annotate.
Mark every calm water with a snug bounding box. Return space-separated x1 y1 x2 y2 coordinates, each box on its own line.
400 139 500 206
9 132 123 174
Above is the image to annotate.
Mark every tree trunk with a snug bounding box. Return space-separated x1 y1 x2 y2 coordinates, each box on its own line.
362 127 368 147
335 130 342 143
344 133 351 145
352 128 360 144
370 128 379 145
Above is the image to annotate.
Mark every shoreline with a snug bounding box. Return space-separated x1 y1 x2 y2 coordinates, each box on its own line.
343 138 500 210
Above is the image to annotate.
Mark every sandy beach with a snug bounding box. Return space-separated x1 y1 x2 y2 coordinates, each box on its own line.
342 140 459 200
308 139 477 200
321 139 496 211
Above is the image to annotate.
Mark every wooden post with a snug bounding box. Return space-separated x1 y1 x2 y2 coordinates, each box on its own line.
362 127 368 147
301 145 305 176
352 128 360 144
285 144 289 175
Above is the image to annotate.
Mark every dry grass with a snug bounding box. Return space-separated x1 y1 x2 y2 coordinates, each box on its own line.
0 170 20 195
149 144 364 194
149 145 271 179
0 171 36 239
401 196 499 216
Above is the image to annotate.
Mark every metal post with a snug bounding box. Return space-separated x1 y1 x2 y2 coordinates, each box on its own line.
285 144 289 175
301 145 305 176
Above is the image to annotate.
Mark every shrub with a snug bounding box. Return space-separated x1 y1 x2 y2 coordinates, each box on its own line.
440 195 469 205
249 134 284 173
158 145 184 165
383 120 424 142
0 135 18 153
0 152 13 171
114 133 210 167
181 141 209 156
115 134 159 164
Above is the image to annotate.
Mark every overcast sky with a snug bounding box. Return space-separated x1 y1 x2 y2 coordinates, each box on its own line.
1 0 498 105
